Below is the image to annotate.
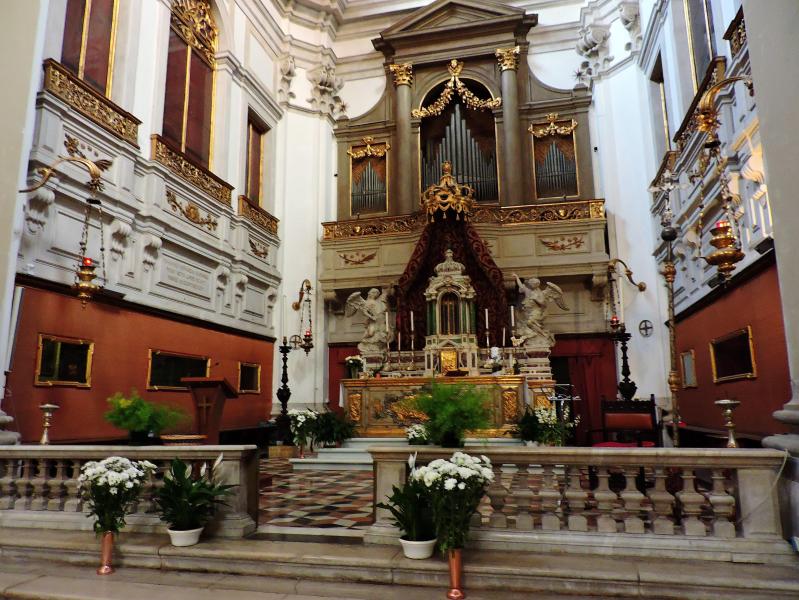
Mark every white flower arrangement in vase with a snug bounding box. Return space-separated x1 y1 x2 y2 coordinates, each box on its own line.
534 403 579 446
406 424 429 445
288 408 319 452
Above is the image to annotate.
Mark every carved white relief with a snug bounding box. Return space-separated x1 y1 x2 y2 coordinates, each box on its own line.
266 288 277 330
215 266 231 311
741 146 768 205
307 60 346 118
108 220 132 262
141 234 162 272
25 186 56 234
279 56 296 103
234 274 249 317
576 24 612 74
619 1 642 51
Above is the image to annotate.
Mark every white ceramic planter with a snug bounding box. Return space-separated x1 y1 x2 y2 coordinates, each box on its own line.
167 527 203 547
400 538 436 559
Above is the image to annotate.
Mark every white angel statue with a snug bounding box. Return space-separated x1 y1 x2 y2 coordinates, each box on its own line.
512 273 568 348
345 288 393 355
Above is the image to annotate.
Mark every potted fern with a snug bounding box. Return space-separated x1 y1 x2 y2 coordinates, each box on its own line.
410 383 490 447
105 390 185 444
376 454 436 559
154 457 235 546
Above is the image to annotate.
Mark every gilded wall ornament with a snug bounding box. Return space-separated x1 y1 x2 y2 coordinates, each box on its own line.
249 239 269 259
166 190 218 231
421 161 475 221
347 137 390 159
338 250 378 265
321 200 606 239
412 59 501 119
389 63 413 87
171 0 217 66
152 136 232 204
495 46 520 71
529 113 578 138
348 393 362 423
502 388 519 423
43 60 140 146
540 236 585 252
238 195 279 236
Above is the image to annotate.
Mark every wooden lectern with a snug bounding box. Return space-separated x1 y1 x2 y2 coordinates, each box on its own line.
181 377 238 444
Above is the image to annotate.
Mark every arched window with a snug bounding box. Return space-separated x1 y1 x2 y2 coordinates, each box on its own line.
162 0 217 168
61 0 118 96
420 79 498 202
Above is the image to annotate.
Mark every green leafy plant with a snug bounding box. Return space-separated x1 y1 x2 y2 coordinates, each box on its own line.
509 406 539 442
154 457 236 531
105 390 185 436
409 383 490 447
376 458 435 541
312 410 355 446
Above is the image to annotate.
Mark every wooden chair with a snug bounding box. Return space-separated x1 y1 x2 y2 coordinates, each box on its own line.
593 396 660 448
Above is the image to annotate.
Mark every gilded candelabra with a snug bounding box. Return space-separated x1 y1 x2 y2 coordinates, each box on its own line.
39 403 59 445
714 398 741 448
660 219 682 447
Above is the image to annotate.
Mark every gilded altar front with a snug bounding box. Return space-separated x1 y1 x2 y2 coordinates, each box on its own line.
342 375 532 437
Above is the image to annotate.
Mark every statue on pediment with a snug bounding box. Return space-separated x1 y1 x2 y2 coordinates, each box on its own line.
512 273 568 349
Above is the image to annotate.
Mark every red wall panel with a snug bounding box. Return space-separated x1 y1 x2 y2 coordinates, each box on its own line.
327 343 358 411
676 263 790 437
5 286 274 443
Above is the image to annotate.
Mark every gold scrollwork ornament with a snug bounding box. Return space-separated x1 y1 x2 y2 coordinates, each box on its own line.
389 63 413 87
347 137 390 159
412 59 501 119
348 393 362 423
495 46 520 71
502 388 519 423
529 113 578 138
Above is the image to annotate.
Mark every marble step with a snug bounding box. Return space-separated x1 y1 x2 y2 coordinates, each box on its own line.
1 529 797 600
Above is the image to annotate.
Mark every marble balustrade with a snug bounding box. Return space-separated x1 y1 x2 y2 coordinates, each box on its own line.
0 445 258 538
367 446 795 563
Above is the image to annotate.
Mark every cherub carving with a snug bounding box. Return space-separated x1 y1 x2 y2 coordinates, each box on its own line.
512 274 568 348
345 288 393 355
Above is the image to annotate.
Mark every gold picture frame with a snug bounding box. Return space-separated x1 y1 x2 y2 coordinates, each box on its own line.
34 334 94 388
709 326 757 383
146 349 210 391
237 361 261 394
680 349 697 388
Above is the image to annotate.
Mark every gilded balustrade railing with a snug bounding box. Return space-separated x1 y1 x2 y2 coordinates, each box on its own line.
0 446 258 538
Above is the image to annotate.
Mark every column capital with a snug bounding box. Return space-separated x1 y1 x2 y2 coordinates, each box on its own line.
495 46 520 71
389 63 414 87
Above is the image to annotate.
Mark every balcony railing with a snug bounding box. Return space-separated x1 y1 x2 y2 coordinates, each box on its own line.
0 446 258 538
151 135 233 205
368 446 793 564
239 195 279 237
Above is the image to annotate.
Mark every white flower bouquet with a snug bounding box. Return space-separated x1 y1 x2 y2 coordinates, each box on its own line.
534 403 579 446
406 424 429 445
79 457 156 534
288 408 318 447
410 452 494 552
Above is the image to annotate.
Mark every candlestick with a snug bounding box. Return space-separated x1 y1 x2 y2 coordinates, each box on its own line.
398 332 402 353
502 327 506 348
385 312 390 333
484 308 489 329
485 332 490 348
410 310 415 332
510 306 515 327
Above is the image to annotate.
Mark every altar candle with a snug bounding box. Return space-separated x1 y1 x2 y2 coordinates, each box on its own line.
502 327 506 347
398 332 402 352
385 312 390 332
484 308 489 329
510 306 515 327
410 310 415 332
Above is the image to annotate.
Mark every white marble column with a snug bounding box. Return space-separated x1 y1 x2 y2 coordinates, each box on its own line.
389 63 414 215
744 1 799 447
496 46 523 205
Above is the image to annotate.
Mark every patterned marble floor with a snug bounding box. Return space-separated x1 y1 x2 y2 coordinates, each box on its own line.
259 458 374 529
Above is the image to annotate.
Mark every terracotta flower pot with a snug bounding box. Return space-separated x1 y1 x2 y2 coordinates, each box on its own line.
97 531 114 575
447 548 465 599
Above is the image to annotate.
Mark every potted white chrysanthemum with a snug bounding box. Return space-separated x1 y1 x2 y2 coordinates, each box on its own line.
79 457 156 574
406 424 429 446
288 408 318 457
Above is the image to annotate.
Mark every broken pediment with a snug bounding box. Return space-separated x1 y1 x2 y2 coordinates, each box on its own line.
374 0 536 56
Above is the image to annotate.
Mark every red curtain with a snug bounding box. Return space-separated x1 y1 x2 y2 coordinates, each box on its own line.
551 337 617 445
328 344 358 412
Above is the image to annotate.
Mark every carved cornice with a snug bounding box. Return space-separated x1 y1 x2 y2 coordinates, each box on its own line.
347 136 390 159
389 63 413 87
529 112 578 138
672 57 727 151
322 200 605 240
151 135 233 204
238 195 279 237
495 46 520 72
171 0 217 66
42 59 140 146
165 190 218 231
